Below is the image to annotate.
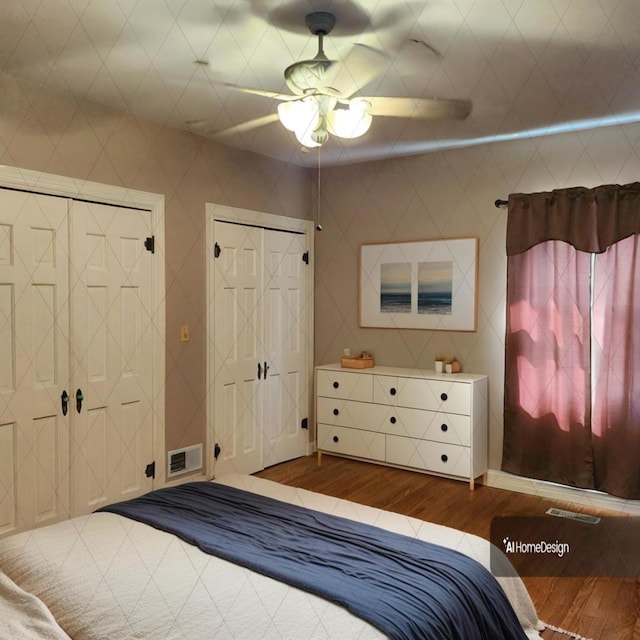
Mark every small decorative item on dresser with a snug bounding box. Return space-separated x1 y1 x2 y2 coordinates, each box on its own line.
445 358 461 374
434 356 445 373
341 351 374 369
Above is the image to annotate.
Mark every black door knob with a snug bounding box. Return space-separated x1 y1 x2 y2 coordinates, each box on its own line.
61 390 69 416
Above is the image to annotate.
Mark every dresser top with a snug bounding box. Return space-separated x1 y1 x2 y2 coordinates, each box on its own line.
316 363 487 382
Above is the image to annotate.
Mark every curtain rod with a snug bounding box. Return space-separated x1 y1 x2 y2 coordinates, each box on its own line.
494 199 508 208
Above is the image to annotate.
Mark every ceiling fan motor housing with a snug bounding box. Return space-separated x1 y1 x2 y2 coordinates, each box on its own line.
305 11 336 36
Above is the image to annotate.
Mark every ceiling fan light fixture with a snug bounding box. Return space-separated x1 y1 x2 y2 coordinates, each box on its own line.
278 95 337 146
327 99 372 139
278 98 321 147
277 100 317 132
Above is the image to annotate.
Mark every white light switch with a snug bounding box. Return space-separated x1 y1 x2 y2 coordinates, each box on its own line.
180 324 190 342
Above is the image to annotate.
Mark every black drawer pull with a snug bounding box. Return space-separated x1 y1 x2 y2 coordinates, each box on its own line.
390 416 396 424
441 454 448 463
333 435 339 443
333 408 339 416
440 392 448 401
390 387 397 396
333 381 339 389
441 423 448 432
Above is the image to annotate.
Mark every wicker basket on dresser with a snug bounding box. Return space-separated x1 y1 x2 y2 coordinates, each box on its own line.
315 364 488 490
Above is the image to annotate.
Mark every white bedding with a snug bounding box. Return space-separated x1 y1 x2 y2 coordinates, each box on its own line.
0 474 544 639
0 572 70 640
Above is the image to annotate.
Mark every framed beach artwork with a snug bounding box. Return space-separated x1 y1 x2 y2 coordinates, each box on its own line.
359 237 478 331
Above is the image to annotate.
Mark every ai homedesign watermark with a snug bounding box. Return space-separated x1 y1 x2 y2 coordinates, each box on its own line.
502 537 570 558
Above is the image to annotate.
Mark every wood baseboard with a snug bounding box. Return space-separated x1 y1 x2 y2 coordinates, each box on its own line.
485 469 640 515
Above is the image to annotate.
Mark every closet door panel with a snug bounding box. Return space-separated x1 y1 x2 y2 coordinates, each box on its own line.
262 229 308 467
69 201 154 516
213 222 263 476
0 189 69 535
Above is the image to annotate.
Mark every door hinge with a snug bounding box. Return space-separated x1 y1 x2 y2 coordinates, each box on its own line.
144 235 155 254
301 417 308 430
214 242 221 258
302 250 309 265
214 443 221 460
145 461 156 479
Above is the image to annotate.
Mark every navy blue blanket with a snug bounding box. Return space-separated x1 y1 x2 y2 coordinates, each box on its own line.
98 482 527 640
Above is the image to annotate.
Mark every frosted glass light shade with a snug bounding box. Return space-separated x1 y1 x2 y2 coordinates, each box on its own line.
327 99 372 139
277 100 318 132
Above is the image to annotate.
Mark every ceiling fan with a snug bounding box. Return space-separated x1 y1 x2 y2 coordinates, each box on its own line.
216 11 472 148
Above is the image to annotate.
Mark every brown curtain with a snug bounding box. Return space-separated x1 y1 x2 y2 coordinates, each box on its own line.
592 234 640 498
506 183 640 256
503 241 594 488
503 183 640 498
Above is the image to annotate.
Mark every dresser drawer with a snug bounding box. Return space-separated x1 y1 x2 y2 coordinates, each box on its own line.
317 397 390 432
387 408 471 446
317 423 385 461
386 436 471 478
373 375 471 414
316 369 373 402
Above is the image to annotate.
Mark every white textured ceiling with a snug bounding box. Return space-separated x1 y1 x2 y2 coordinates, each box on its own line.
2 0 640 167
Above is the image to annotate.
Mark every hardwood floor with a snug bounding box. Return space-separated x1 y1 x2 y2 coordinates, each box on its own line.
256 455 640 640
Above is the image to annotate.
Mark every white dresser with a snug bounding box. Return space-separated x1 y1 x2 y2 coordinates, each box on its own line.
315 364 488 490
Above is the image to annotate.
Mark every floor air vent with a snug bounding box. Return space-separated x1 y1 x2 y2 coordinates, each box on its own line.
545 507 600 524
168 444 203 478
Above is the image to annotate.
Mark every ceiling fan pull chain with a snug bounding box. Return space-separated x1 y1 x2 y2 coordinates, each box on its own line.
316 145 323 231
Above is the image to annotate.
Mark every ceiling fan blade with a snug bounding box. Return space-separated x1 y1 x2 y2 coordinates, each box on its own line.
362 96 472 120
322 44 390 99
213 113 280 138
223 84 296 102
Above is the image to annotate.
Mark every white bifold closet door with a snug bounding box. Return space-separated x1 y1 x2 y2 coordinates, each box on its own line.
0 190 70 535
69 200 154 517
212 220 310 476
0 189 155 536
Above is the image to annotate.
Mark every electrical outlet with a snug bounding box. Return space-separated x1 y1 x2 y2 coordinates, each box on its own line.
343 348 351 356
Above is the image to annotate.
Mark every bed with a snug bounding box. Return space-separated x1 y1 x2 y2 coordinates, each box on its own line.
0 473 545 640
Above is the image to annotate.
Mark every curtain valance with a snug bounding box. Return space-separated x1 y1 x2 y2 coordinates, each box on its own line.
506 182 640 256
